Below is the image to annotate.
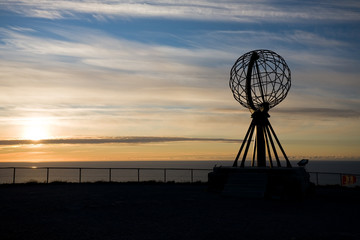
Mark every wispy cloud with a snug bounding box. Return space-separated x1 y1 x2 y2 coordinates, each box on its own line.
206 30 348 48
0 25 231 75
274 107 360 118
0 25 233 119
1 25 355 81
1 24 359 140
1 0 360 22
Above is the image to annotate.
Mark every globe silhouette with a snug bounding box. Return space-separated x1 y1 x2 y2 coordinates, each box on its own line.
229 49 291 112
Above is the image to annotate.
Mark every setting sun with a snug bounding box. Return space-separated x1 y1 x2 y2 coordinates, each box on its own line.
22 118 50 141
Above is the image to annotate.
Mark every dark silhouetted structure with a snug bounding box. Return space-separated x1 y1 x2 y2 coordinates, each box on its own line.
209 50 311 198
297 159 309 167
229 49 291 168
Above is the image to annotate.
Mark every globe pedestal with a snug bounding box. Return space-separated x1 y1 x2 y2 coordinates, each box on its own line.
233 110 292 168
208 166 311 199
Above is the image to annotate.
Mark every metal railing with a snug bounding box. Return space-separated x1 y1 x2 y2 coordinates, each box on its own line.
0 167 359 186
0 167 212 184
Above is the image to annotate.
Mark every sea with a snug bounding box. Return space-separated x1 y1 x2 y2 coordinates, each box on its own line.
0 160 360 186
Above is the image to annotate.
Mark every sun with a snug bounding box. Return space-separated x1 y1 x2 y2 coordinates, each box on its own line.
22 118 50 141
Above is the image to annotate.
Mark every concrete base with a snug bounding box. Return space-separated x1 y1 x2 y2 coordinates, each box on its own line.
208 166 311 199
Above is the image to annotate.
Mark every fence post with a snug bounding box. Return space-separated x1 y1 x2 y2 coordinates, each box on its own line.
13 167 16 184
191 169 194 183
79 168 82 183
137 168 140 182
164 169 167 182
316 172 319 186
46 168 49 184
109 168 112 183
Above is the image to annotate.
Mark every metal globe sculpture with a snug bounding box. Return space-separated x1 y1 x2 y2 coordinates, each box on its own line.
230 49 292 168
230 49 291 112
208 49 313 198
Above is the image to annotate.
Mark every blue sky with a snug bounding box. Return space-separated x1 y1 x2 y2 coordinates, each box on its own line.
0 0 359 161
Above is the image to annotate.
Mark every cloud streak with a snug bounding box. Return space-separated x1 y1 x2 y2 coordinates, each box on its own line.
0 136 240 146
274 107 360 118
1 23 359 141
1 0 360 22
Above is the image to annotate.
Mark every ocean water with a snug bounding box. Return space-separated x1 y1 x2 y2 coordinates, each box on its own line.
0 160 359 186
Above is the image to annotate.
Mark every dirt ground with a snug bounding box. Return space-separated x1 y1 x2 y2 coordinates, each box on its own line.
0 183 359 240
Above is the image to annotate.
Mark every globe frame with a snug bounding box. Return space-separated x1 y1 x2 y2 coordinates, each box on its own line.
229 49 291 112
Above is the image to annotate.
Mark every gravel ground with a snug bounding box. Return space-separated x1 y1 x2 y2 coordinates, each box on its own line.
0 183 359 240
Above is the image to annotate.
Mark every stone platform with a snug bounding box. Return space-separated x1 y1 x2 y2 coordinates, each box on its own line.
208 166 312 199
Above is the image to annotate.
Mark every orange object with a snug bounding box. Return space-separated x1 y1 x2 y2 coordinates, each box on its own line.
342 175 357 185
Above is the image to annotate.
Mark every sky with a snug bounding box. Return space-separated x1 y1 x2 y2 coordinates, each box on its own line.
0 0 359 162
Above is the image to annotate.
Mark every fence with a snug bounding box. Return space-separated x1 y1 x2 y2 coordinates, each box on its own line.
0 167 212 184
0 167 359 187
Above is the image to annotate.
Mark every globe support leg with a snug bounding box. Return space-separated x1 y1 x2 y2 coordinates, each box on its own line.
267 121 292 168
233 112 292 168
251 140 256 167
264 126 274 168
256 124 266 167
264 124 281 167
240 122 255 167
233 119 254 167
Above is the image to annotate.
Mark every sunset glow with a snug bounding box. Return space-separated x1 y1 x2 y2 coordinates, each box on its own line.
0 1 359 162
22 118 50 141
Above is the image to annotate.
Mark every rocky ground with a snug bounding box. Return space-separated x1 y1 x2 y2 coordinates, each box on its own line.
0 182 359 240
